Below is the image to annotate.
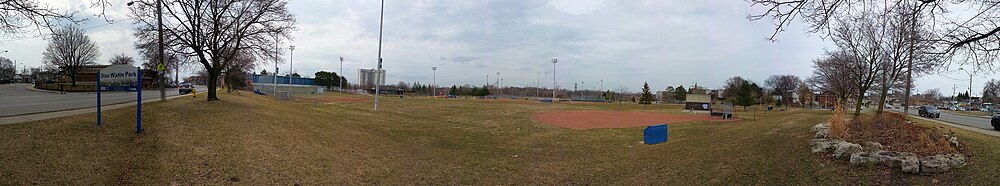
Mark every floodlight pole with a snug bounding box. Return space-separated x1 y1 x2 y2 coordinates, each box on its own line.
374 0 385 112
340 57 344 93
551 59 557 102
536 72 540 98
432 67 437 96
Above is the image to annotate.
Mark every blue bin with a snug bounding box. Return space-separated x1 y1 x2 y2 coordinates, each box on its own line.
643 124 668 144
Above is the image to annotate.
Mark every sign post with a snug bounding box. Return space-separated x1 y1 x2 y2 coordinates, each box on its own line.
96 65 143 133
97 72 101 127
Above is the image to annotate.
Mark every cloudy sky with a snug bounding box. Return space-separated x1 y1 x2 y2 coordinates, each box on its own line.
0 0 991 96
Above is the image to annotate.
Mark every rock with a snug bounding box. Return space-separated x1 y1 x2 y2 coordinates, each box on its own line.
810 138 841 153
833 142 863 159
814 130 830 139
850 152 878 165
943 153 966 168
871 150 903 167
920 155 952 173
949 137 960 148
811 123 830 133
864 141 883 151
900 156 920 174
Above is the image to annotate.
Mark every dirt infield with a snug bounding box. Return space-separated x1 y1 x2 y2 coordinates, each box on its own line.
533 110 723 129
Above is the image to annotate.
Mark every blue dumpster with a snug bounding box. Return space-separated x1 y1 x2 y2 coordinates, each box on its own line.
643 124 668 144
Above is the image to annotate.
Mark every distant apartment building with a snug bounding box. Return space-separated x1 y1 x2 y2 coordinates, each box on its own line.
358 68 386 88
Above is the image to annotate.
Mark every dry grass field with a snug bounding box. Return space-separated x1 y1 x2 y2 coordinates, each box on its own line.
0 92 998 185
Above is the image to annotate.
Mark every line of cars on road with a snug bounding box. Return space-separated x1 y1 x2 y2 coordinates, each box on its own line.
915 105 1000 131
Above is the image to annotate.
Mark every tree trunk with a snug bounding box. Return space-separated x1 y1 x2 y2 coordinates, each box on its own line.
207 69 221 101
854 90 865 116
876 74 889 114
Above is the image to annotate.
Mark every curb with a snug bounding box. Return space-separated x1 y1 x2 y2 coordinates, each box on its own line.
0 93 194 125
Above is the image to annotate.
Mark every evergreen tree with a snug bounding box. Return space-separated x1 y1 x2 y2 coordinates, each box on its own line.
673 85 687 101
734 81 755 110
639 82 654 106
449 85 458 95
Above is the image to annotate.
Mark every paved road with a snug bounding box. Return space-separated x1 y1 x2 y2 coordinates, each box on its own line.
895 108 999 132
0 84 204 117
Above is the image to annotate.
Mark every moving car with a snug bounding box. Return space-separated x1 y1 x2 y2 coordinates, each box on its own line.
918 106 940 118
992 114 1000 130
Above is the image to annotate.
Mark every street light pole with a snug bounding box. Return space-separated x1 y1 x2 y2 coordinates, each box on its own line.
551 59 557 102
289 45 294 88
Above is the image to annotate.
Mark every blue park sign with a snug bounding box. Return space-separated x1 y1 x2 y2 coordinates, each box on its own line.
97 65 144 133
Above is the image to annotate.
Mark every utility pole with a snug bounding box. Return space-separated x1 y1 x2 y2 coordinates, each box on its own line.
157 0 165 101
374 0 385 112
551 59 557 102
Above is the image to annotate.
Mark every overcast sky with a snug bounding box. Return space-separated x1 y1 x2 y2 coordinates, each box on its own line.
0 0 993 96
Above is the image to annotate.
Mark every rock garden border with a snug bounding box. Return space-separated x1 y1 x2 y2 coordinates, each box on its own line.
810 123 966 174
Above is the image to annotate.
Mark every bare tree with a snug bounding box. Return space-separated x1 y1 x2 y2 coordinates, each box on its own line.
224 52 256 92
830 15 888 115
983 79 1000 104
109 53 136 66
0 57 14 80
0 0 121 36
42 25 99 86
616 86 630 103
722 76 751 99
764 74 800 107
797 83 813 108
130 0 296 101
808 50 857 105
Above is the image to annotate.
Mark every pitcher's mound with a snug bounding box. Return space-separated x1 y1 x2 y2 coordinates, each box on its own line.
533 110 722 129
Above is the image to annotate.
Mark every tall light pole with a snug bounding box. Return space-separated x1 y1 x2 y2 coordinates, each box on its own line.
374 0 385 112
960 67 974 110
551 59 557 102
431 66 437 96
339 57 344 93
289 45 295 88
536 72 540 98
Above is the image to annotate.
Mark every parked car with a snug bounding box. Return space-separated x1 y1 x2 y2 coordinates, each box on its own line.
918 106 940 118
992 114 1000 130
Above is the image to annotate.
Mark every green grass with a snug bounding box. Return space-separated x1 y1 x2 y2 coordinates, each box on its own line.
0 92 998 184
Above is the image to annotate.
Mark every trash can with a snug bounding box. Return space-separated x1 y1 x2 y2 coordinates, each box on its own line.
643 124 668 144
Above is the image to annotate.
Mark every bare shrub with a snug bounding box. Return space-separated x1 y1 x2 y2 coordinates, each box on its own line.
828 104 848 138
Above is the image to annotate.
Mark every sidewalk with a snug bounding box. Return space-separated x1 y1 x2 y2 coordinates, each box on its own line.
0 93 194 125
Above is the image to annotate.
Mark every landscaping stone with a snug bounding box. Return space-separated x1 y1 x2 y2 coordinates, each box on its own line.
900 156 920 174
920 155 952 173
811 123 829 133
943 154 966 168
850 152 877 165
863 141 883 151
871 150 903 167
810 138 841 153
833 142 862 159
